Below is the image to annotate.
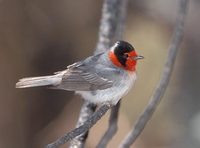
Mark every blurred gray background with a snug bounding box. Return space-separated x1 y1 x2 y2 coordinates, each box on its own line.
0 0 200 148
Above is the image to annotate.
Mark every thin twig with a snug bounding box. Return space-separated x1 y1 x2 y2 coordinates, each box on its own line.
120 0 189 147
97 102 121 148
46 104 112 148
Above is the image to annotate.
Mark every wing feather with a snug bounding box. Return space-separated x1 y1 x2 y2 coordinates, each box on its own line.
55 68 113 91
53 52 113 91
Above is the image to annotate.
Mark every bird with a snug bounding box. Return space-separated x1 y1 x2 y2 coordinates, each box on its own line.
16 41 143 105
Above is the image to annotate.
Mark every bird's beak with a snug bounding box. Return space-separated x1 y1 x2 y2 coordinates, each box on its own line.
133 55 144 60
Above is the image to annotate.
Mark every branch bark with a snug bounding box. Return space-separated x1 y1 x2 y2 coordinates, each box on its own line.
97 102 121 148
120 0 189 147
46 104 112 148
95 0 128 54
69 102 96 148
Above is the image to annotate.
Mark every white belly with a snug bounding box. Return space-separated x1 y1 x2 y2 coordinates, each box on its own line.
76 72 136 105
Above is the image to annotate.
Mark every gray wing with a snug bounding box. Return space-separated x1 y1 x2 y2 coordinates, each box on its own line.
55 68 113 91
55 53 113 91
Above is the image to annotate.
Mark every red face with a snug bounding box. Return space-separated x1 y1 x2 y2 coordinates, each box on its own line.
109 50 138 71
108 41 143 71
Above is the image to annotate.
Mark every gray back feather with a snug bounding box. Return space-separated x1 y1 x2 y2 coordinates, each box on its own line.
54 52 120 91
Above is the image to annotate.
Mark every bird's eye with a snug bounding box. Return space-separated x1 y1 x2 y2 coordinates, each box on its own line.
123 53 129 58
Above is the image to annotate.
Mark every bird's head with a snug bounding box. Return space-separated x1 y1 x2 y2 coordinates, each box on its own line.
109 41 144 71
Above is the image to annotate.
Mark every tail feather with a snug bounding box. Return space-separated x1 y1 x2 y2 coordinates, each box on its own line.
16 75 62 88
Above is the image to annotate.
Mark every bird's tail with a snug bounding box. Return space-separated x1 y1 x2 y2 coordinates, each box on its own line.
16 73 64 88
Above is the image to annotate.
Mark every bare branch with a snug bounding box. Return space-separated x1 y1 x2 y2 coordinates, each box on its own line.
95 0 128 54
46 104 112 148
113 0 129 41
120 0 189 147
69 102 96 148
96 1 129 147
68 0 129 147
97 102 121 148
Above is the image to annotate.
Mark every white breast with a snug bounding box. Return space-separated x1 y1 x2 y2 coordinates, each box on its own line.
76 71 137 105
